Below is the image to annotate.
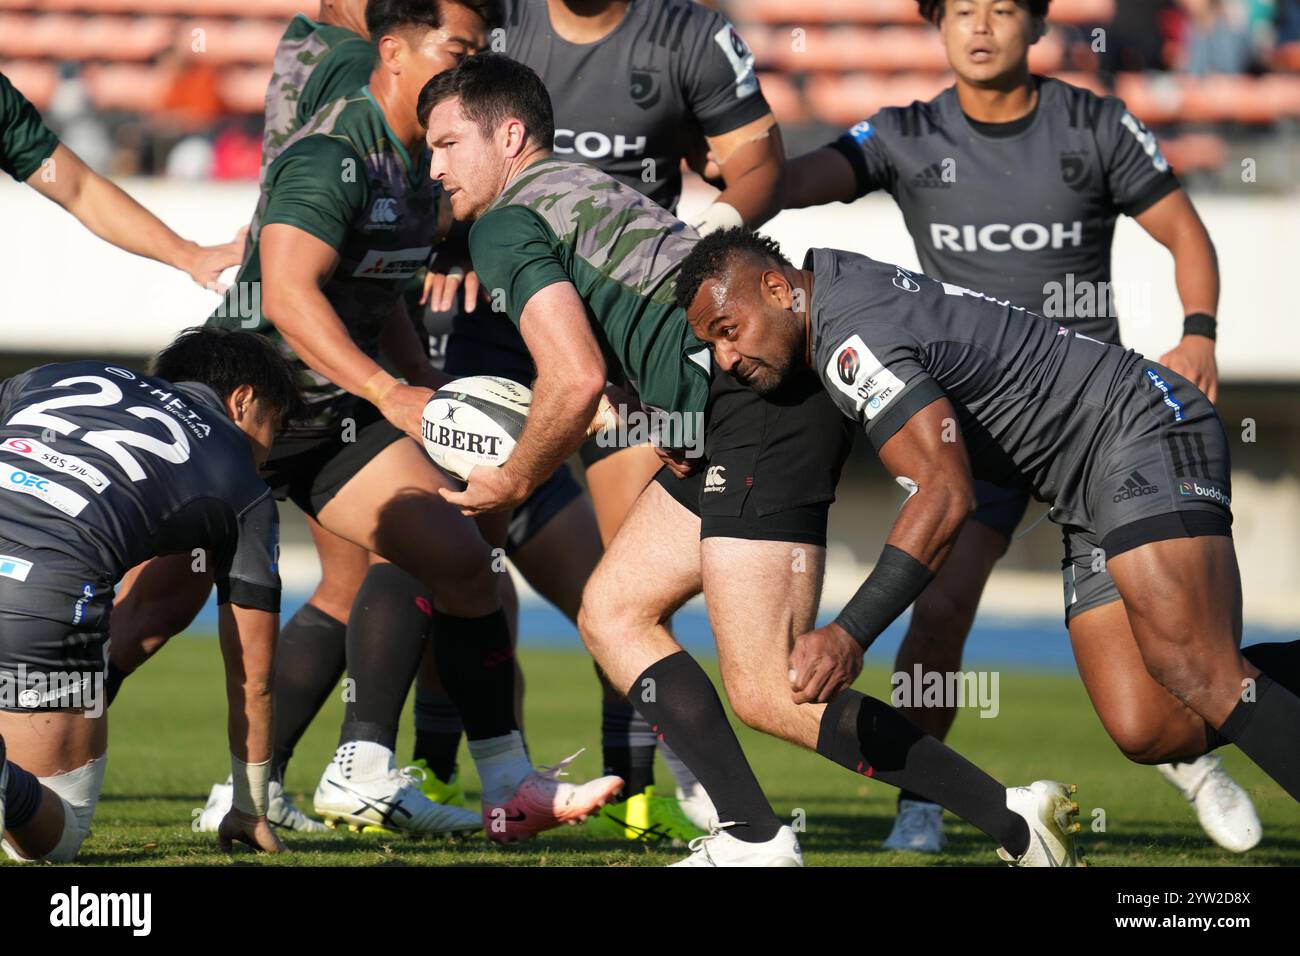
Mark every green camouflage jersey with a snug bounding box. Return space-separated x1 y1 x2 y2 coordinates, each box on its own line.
468 158 710 416
260 14 375 177
1 71 59 182
210 88 444 436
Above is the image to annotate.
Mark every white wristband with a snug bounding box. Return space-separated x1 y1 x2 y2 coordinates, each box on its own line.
688 201 743 237
231 754 271 817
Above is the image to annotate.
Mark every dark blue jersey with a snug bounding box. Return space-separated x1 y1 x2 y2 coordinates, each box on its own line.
0 362 280 613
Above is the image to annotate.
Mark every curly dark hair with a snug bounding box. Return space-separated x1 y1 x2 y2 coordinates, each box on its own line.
366 0 502 43
917 0 1050 26
152 327 301 426
673 228 791 313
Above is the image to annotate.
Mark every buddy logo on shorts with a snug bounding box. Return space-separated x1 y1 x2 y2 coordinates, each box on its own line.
828 335 905 421
1179 479 1231 508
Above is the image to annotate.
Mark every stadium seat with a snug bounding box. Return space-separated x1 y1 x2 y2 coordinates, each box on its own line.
0 58 58 110
218 64 272 114
80 61 170 112
805 72 953 126
732 0 923 26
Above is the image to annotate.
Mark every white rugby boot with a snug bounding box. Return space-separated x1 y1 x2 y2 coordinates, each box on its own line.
197 776 329 832
675 781 719 833
997 781 1084 867
882 799 947 854
671 823 803 867
1157 755 1262 853
314 744 481 836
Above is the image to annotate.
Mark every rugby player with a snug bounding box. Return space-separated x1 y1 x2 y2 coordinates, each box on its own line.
107 2 621 843
1 72 243 289
782 0 1257 852
0 328 295 861
410 0 786 838
674 230 1300 839
423 55 1081 866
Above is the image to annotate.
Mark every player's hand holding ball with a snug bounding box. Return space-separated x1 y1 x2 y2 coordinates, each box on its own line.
378 383 437 442
788 622 863 704
218 808 286 855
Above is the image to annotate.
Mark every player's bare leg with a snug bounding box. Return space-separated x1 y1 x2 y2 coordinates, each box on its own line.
698 533 1074 864
322 438 619 839
1 709 106 861
585 445 713 824
1109 536 1300 802
893 521 1007 740
1068 597 1261 851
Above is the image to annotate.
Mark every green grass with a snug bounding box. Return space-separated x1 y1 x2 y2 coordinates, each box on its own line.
28 637 1300 867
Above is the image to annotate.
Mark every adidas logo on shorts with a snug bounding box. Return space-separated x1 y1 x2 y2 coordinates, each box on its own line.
1113 470 1158 502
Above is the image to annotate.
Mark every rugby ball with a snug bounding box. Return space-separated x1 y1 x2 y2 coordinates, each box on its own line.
420 376 532 480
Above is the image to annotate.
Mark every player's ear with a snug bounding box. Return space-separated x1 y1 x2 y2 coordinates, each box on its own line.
761 267 791 307
375 32 404 73
225 383 256 424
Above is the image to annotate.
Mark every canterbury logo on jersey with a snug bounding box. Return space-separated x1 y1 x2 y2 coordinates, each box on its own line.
704 465 726 492
553 130 647 159
930 221 1084 253
369 196 399 224
827 335 905 422
353 246 433 279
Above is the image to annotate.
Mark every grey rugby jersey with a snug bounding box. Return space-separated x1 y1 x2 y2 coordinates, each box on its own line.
501 0 770 212
807 247 1146 526
827 77 1179 343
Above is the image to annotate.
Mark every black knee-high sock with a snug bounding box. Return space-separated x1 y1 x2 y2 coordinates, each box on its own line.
338 564 432 751
1243 640 1300 695
818 690 1029 857
632 652 782 842
1216 674 1300 800
413 689 463 781
431 608 516 740
601 697 656 798
270 603 347 782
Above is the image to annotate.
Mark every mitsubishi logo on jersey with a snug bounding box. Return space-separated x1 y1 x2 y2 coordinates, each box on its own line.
553 129 647 160
704 465 727 492
353 246 432 279
369 197 398 224
930 221 1084 253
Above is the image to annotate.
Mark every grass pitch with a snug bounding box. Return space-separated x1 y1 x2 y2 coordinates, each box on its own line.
28 636 1300 867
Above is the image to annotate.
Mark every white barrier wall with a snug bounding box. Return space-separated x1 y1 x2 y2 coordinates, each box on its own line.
2 176 1298 382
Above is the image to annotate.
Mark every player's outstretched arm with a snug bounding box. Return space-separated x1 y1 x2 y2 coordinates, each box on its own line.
440 281 606 517
25 144 244 291
781 146 860 211
215 601 285 854
789 397 975 704
693 115 786 232
1135 189 1221 403
259 222 432 438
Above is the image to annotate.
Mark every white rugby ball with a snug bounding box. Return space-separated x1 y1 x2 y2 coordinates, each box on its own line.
420 376 532 481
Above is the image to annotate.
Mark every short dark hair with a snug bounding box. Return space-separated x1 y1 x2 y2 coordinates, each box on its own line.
151 327 300 425
417 52 554 148
673 228 792 313
366 0 502 45
917 0 1050 26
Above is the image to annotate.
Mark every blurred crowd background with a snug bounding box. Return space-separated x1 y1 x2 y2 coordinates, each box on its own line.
3 0 1300 188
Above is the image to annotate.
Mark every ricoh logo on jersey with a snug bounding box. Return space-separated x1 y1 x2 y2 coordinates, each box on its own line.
1179 480 1231 507
930 221 1084 253
553 129 647 160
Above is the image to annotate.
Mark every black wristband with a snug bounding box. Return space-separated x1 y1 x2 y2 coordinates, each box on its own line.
833 544 935 651
1183 312 1217 341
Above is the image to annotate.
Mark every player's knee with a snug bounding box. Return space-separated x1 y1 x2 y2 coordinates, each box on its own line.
1105 712 1187 764
578 573 641 649
9 754 106 864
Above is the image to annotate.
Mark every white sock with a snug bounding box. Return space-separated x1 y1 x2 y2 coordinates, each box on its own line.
657 740 701 793
333 740 394 782
467 731 532 804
